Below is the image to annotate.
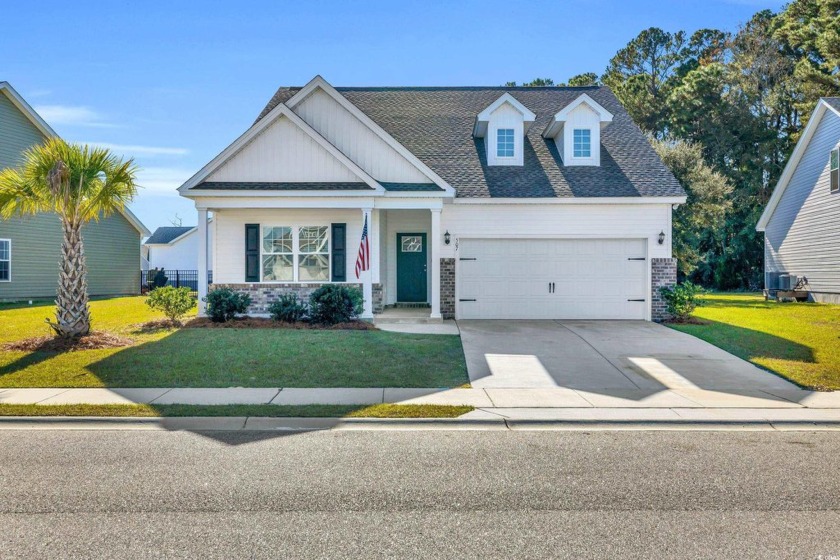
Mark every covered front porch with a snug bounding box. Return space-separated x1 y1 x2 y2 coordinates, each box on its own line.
195 198 445 320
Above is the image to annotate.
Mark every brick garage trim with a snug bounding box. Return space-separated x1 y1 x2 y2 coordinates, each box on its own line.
212 283 383 315
440 258 455 319
650 258 677 322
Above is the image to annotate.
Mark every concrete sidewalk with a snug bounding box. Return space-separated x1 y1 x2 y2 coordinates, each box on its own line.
2 386 840 409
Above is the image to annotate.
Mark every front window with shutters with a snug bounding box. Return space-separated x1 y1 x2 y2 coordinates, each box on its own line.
831 147 839 193
261 226 329 282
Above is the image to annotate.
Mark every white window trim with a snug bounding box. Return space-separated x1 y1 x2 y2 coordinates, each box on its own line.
572 128 592 159
830 146 839 193
496 128 515 159
260 225 331 284
0 239 9 282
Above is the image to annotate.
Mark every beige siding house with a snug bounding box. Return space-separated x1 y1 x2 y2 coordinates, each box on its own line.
0 82 149 301
180 76 685 321
757 98 840 303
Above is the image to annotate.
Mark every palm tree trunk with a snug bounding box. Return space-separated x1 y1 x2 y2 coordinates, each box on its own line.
49 218 90 337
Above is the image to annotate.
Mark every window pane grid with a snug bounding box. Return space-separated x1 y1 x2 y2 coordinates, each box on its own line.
0 240 9 281
573 129 591 158
496 128 514 158
260 226 330 283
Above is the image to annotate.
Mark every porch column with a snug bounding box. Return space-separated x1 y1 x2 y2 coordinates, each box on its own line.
361 207 374 319
197 207 209 316
430 207 442 319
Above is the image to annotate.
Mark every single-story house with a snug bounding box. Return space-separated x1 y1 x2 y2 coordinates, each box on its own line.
0 81 149 301
143 222 215 272
179 76 685 320
757 98 840 304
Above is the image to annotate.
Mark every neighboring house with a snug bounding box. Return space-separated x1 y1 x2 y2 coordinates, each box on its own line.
0 81 149 301
179 76 685 320
757 98 840 304
143 222 215 271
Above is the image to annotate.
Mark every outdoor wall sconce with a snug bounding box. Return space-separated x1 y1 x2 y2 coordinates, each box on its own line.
444 230 451 245
658 231 665 245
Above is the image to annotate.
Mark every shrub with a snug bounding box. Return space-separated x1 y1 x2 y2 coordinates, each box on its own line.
308 284 364 325
203 288 251 323
659 281 706 321
145 286 195 325
268 293 309 322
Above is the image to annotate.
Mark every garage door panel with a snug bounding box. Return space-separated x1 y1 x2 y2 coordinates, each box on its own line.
458 239 647 320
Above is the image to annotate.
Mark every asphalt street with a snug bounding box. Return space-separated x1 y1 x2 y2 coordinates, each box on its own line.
1 429 839 558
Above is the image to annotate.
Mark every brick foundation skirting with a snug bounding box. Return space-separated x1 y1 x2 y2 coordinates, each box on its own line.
212 283 383 315
650 258 677 322
440 258 455 319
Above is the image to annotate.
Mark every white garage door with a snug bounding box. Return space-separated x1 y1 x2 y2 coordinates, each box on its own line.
457 239 647 320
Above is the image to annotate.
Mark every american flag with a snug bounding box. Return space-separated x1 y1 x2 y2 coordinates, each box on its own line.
355 214 370 279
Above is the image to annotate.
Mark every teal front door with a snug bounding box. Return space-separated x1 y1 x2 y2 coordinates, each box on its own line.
396 233 427 302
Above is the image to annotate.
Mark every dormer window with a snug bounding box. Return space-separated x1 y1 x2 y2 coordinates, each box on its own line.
543 93 613 167
497 129 515 158
573 129 591 158
474 93 536 167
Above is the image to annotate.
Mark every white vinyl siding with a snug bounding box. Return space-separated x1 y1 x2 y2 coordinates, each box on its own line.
213 208 376 285
0 239 9 281
765 108 840 301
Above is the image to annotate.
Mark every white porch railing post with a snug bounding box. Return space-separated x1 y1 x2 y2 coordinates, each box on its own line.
430 207 442 319
197 207 209 316
361 207 374 319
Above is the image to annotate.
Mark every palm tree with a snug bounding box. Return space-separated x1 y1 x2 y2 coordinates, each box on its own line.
0 138 138 337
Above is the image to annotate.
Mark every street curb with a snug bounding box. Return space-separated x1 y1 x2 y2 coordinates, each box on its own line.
1 416 840 431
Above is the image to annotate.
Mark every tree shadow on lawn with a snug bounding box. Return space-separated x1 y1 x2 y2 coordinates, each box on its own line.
671 317 817 387
85 328 469 389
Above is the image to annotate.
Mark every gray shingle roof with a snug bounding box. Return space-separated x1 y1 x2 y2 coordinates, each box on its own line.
145 226 194 244
256 86 685 199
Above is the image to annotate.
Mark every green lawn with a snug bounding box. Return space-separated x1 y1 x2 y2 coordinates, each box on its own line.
0 403 474 418
669 293 840 390
0 297 468 388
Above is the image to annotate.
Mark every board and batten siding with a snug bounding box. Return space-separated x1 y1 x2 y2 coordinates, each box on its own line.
212 208 378 285
0 88 142 300
765 108 840 302
293 89 429 183
207 115 360 183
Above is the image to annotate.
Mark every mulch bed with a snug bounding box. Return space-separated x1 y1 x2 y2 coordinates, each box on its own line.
184 317 376 330
4 331 134 353
665 316 708 325
133 319 183 333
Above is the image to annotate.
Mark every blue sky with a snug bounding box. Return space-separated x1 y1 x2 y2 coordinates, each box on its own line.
2 0 785 233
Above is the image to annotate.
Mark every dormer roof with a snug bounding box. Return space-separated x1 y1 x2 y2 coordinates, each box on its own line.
542 93 613 138
473 93 536 137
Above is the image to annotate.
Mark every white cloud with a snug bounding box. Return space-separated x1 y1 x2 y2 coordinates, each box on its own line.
33 105 114 128
80 142 189 156
135 167 195 194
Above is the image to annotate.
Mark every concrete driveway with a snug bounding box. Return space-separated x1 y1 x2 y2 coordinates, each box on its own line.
458 320 800 405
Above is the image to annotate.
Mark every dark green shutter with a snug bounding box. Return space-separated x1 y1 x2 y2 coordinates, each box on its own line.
331 223 346 282
245 224 260 282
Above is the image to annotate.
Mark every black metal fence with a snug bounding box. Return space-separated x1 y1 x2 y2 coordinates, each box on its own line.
141 269 213 294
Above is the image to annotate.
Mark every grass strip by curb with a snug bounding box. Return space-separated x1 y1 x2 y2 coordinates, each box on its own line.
0 403 475 418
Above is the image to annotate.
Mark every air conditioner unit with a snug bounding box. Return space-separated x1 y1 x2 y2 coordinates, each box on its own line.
778 274 791 290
